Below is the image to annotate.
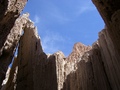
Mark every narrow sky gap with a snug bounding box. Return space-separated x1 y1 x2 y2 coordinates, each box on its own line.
22 0 104 56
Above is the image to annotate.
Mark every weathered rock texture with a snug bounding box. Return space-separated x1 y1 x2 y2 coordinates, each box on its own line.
0 0 28 88
0 0 120 90
3 57 18 90
16 19 43 90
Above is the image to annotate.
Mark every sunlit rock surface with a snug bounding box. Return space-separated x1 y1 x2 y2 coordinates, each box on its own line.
0 0 28 88
0 0 120 90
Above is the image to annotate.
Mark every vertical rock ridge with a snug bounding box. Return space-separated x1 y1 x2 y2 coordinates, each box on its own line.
16 19 43 90
0 0 28 87
1 0 120 90
3 57 18 90
92 0 120 56
0 13 29 88
98 29 120 90
0 0 27 52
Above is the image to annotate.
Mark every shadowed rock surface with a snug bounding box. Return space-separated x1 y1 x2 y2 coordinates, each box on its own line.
0 0 120 90
0 0 27 88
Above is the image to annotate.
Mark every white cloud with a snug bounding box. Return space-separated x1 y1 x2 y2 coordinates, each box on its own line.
76 1 96 16
34 15 40 24
43 1 96 23
41 31 65 54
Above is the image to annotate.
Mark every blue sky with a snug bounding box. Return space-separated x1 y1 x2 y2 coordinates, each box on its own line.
22 0 104 56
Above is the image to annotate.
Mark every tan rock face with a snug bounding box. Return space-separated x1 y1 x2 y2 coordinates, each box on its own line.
16 19 43 90
1 0 120 90
34 52 65 90
0 0 27 88
6 58 18 90
0 0 27 52
92 0 120 56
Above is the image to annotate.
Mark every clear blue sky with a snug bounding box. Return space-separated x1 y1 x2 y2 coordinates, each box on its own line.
22 0 104 56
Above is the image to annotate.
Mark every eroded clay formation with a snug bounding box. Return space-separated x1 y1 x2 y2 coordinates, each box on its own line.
0 0 120 90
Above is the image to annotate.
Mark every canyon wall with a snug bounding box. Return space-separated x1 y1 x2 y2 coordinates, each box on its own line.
0 0 120 90
0 0 27 88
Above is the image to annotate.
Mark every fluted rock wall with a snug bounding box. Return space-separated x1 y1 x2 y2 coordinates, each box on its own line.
0 0 120 90
92 0 120 89
92 0 120 57
98 29 120 90
0 0 28 88
16 20 43 90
